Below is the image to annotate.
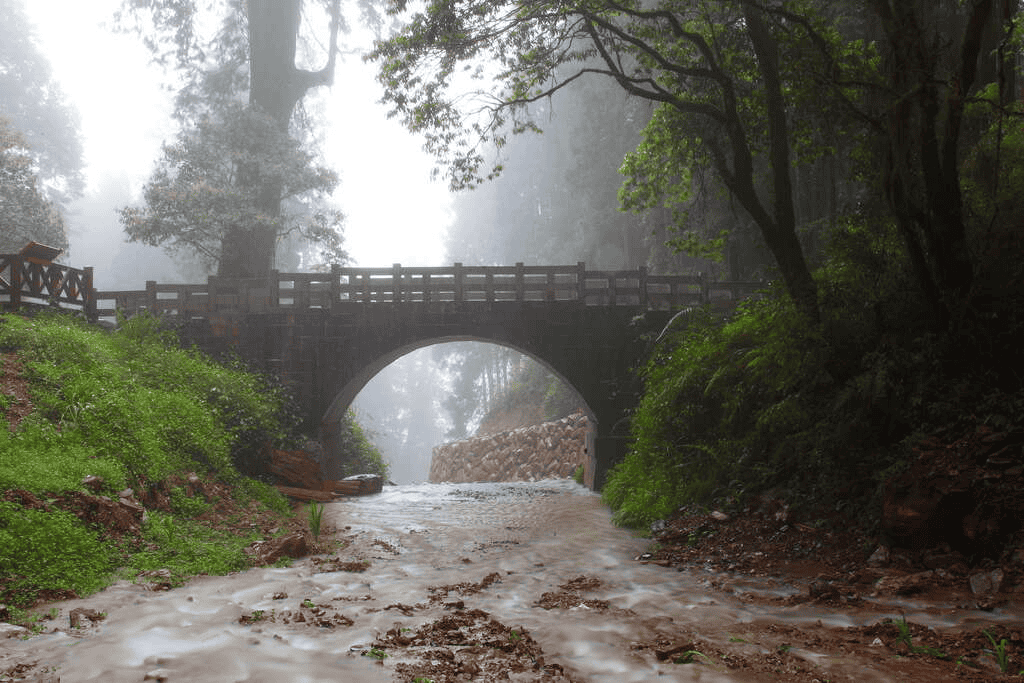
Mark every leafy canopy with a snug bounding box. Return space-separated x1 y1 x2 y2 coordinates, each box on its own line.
0 0 85 208
0 119 68 253
119 106 346 270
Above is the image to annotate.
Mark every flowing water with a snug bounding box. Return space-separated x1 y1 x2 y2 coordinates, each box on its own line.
2 481 1019 682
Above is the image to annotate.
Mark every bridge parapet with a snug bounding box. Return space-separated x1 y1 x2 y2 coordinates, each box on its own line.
95 263 764 320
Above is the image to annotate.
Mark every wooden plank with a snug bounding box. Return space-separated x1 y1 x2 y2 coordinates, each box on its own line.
273 485 335 502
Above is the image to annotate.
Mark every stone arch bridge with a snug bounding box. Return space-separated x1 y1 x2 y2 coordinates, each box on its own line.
94 263 761 489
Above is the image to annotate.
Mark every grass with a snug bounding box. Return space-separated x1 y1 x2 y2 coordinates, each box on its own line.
0 311 302 607
308 501 325 541
983 630 1013 673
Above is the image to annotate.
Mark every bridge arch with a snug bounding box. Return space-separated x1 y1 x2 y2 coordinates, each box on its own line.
319 337 595 483
107 265 761 488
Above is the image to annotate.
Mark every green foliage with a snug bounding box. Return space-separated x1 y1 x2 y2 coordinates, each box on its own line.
0 312 295 484
0 501 116 605
168 486 213 517
334 410 389 479
119 105 346 272
127 511 255 585
307 501 324 541
0 422 127 494
0 119 70 253
0 311 301 603
604 218 939 528
984 630 1012 673
235 477 292 516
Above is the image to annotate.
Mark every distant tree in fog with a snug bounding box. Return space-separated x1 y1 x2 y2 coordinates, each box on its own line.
119 105 346 272
0 119 68 253
116 0 350 276
0 0 85 214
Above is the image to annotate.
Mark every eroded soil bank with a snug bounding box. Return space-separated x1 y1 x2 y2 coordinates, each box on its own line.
2 481 1022 682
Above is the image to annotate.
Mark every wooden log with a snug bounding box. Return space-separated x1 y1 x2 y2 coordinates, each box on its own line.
274 485 335 502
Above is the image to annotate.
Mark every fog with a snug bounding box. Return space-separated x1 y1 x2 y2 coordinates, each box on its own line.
10 0 720 475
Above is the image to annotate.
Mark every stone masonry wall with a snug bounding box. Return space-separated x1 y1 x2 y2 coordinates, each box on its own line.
430 413 588 483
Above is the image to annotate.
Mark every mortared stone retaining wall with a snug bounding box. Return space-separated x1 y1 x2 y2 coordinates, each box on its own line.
429 413 589 483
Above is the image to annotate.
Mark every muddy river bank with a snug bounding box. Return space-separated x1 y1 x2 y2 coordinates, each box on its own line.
2 481 1021 682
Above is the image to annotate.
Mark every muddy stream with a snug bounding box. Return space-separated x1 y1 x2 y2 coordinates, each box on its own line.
3 480 1021 682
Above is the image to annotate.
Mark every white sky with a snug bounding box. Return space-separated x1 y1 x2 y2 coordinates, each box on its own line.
24 0 451 284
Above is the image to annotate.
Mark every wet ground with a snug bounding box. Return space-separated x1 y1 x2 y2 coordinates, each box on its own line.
2 480 1022 682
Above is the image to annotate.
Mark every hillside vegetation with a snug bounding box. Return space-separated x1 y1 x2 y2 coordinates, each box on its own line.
604 221 1024 558
0 312 359 618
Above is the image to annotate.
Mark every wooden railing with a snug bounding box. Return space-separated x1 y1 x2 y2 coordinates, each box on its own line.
93 263 765 319
0 255 95 319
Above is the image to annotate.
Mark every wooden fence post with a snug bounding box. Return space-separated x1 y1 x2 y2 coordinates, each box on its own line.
638 265 648 309
269 270 280 309
330 263 341 309
454 262 464 304
146 280 157 313
84 266 96 321
392 263 402 303
576 262 586 303
10 257 21 312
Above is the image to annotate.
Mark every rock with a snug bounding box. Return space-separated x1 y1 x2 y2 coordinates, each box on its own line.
144 669 173 681
81 474 104 492
340 474 384 495
808 580 839 601
270 449 324 490
874 571 933 595
710 511 729 522
969 568 1005 595
0 623 30 638
866 545 890 568
69 608 106 629
246 532 309 565
54 491 143 537
922 550 963 570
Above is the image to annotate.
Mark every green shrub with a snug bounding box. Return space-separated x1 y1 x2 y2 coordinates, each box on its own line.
604 218 940 528
128 511 255 584
0 422 127 494
0 312 302 602
334 410 389 479
0 501 116 605
168 486 213 517
0 312 292 484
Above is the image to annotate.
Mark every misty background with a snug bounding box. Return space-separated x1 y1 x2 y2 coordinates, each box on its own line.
4 0 731 482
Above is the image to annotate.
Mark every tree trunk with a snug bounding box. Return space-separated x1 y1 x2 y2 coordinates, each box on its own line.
742 6 820 323
869 0 993 326
217 0 339 279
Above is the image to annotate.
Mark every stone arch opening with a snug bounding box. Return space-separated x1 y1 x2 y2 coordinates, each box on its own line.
317 337 597 485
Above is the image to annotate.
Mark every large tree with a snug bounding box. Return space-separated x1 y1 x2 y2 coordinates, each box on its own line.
0 0 85 236
117 0 344 277
865 0 1009 326
119 105 346 271
0 119 69 253
369 0 845 321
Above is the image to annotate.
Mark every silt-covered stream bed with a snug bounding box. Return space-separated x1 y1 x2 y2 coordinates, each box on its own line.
3 480 1021 681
